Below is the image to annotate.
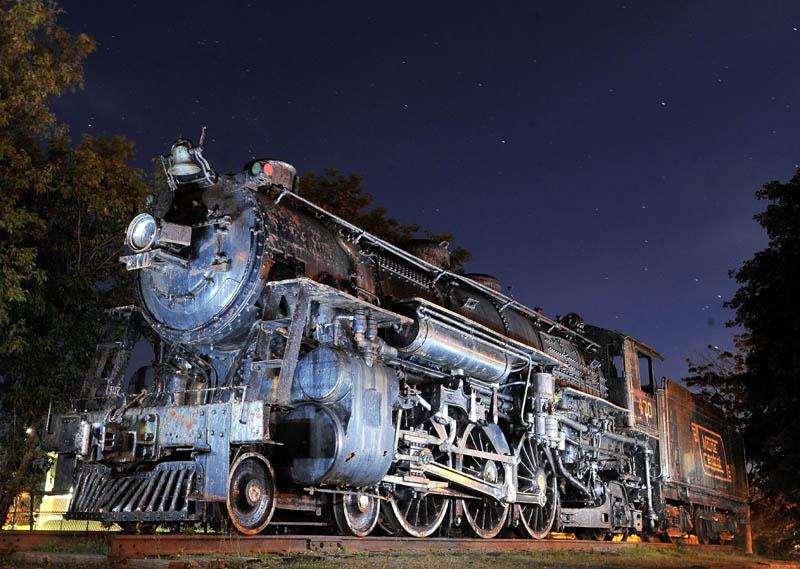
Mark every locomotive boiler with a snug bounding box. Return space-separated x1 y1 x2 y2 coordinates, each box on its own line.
41 138 748 543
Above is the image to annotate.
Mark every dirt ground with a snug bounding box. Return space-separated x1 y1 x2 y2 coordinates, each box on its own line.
4 548 800 569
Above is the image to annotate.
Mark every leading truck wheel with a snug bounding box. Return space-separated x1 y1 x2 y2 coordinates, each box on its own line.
333 492 380 537
226 452 277 535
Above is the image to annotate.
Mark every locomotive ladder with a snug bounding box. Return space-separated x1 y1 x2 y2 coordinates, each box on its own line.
249 279 414 407
247 282 312 407
77 306 141 410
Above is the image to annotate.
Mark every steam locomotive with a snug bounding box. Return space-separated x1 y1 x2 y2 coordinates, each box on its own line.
42 139 748 543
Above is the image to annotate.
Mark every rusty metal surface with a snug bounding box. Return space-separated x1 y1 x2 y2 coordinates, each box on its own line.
109 533 733 560
0 530 734 561
66 461 198 522
662 380 748 502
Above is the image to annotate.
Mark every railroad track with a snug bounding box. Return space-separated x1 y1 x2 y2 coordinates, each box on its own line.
0 531 735 561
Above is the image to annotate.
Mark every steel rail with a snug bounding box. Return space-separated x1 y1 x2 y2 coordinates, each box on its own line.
0 531 735 561
110 534 734 560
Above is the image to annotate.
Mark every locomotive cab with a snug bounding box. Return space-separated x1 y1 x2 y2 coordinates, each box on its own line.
583 325 662 435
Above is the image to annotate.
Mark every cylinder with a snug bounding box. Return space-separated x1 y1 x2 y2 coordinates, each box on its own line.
535 413 547 437
293 348 351 402
282 348 397 486
386 317 513 382
546 415 560 441
533 372 555 400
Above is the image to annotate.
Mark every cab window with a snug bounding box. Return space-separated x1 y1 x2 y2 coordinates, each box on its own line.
638 352 654 394
606 345 624 379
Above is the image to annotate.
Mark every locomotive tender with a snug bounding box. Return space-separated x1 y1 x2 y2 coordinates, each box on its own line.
41 139 747 542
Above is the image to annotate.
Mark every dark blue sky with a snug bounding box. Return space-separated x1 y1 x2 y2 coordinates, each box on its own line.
54 1 800 380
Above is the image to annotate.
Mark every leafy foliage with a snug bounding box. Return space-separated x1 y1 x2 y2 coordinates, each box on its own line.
726 169 800 502
685 172 800 552
0 0 149 516
298 168 472 269
0 0 94 341
749 490 800 556
683 335 749 432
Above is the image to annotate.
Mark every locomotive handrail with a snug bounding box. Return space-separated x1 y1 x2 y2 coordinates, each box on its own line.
560 386 630 414
272 187 599 351
73 383 256 408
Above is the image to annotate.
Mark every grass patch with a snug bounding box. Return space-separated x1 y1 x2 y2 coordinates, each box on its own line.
268 548 762 569
4 542 772 569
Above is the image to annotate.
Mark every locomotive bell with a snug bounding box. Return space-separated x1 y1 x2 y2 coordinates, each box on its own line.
167 140 202 176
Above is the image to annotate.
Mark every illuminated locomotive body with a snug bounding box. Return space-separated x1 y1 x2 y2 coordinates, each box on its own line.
42 140 748 542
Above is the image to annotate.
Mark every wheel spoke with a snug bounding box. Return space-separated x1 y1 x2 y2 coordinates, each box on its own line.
413 495 422 526
402 495 414 518
334 492 379 537
458 425 509 539
383 420 450 538
522 441 535 470
515 437 557 540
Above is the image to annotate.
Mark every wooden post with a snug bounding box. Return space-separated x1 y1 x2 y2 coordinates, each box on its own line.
744 504 753 554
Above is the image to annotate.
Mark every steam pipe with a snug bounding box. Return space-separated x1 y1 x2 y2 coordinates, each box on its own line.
557 415 644 448
557 415 588 434
387 312 518 382
643 447 658 530
554 452 591 496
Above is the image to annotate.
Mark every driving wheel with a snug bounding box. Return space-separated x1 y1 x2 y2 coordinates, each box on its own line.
381 419 451 537
514 434 558 539
457 423 510 539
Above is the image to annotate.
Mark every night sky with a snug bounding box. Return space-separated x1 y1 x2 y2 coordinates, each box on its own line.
53 2 800 381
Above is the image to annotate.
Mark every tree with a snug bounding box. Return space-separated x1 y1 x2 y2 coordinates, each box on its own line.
683 335 750 432
726 169 800 502
0 0 149 520
299 168 472 269
682 336 800 554
749 489 800 555
0 0 94 348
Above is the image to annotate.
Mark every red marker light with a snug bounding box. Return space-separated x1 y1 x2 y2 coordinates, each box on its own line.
263 162 274 176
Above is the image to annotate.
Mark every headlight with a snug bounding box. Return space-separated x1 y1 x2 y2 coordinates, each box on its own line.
126 213 157 252
125 213 192 253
